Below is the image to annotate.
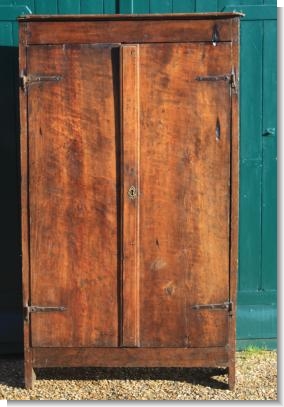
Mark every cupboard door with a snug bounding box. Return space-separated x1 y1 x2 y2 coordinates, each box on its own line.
124 43 232 347
27 44 120 347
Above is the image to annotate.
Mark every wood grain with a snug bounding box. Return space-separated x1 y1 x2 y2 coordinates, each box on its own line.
33 347 229 368
27 44 120 347
120 45 140 347
19 13 243 22
19 14 240 390
228 17 240 391
24 19 234 45
138 42 232 347
19 22 34 389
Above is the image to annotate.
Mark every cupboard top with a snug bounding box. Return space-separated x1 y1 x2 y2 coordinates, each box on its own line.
19 13 241 45
18 12 243 22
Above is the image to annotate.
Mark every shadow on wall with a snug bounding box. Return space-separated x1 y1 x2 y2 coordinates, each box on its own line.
0 46 23 354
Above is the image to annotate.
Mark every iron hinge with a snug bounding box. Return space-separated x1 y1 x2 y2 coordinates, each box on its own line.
230 70 237 93
196 74 230 82
24 305 67 322
196 71 238 93
20 71 62 93
192 301 233 313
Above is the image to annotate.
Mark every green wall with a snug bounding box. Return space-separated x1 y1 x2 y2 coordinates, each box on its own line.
0 0 277 353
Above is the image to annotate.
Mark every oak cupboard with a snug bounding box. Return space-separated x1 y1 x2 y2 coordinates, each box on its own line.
19 13 241 389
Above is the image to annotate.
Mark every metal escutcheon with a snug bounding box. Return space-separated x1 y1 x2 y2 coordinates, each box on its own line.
128 185 137 200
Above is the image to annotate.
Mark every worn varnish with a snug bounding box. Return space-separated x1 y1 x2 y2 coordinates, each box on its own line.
120 45 140 347
32 347 229 368
19 13 240 390
28 44 120 347
138 42 231 347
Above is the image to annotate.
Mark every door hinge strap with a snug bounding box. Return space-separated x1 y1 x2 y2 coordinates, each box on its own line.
24 305 66 321
196 72 236 89
20 72 62 92
191 301 232 312
196 74 230 82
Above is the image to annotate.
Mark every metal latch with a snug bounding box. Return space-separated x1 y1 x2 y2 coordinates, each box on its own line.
192 301 232 312
24 305 67 322
20 72 62 93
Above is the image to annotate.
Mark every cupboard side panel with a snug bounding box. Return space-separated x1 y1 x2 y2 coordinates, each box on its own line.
228 17 240 388
19 23 34 386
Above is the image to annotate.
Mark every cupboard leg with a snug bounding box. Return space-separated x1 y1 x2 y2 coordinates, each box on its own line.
25 361 36 389
228 362 235 390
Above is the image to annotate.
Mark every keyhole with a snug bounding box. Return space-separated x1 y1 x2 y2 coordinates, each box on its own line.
128 186 137 200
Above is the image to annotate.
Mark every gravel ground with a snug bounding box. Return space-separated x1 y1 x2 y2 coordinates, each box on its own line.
0 350 277 400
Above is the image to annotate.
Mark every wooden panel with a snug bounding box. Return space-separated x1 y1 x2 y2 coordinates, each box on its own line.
228 17 239 390
0 22 12 45
218 0 235 10
0 5 32 21
240 21 263 160
150 0 173 13
34 0 57 14
19 12 242 20
172 0 195 13
237 304 277 339
223 5 276 20
27 44 120 347
238 20 263 292
104 0 119 13
13 0 34 11
131 0 150 13
57 0 80 14
33 347 229 367
121 45 140 347
24 18 233 45
138 43 232 347
239 160 261 291
19 23 34 388
261 19 277 290
80 0 104 14
263 0 277 4
239 0 263 4
196 0 218 12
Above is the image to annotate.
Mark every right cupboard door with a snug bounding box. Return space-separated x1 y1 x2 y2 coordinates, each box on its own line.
121 42 233 348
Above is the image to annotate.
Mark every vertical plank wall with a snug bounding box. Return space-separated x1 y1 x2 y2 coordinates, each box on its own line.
0 0 277 352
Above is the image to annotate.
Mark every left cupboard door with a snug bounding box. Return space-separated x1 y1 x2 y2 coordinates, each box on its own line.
25 44 121 347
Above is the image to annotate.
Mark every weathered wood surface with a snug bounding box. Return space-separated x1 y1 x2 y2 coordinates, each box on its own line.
32 347 229 367
19 14 239 389
121 45 140 347
19 23 34 390
228 17 240 391
138 42 231 347
19 13 243 21
27 44 120 347
22 19 236 45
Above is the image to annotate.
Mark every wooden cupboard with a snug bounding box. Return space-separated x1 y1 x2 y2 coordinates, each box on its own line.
19 13 241 389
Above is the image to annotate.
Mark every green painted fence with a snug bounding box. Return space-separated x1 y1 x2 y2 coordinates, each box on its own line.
0 0 277 353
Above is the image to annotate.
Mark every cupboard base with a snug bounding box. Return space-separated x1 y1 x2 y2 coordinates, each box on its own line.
25 347 235 390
